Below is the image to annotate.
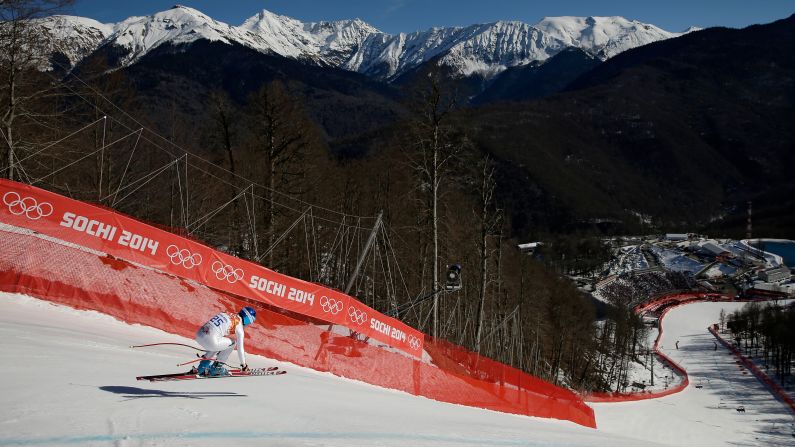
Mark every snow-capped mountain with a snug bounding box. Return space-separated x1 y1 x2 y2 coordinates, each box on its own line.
239 10 379 66
339 16 687 80
347 21 572 80
33 15 113 67
38 5 693 81
533 16 684 59
102 6 276 67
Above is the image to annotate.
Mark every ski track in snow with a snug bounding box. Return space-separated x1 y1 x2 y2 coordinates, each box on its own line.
1 292 793 446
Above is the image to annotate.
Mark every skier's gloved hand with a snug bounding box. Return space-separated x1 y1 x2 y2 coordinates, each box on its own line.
241 364 250 372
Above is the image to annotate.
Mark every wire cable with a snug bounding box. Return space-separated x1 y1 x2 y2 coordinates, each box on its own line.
49 62 377 221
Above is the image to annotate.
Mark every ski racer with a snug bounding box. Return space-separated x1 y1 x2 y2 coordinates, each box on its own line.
194 306 256 376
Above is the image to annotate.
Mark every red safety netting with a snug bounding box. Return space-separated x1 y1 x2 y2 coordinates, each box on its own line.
0 184 596 428
0 179 423 357
423 335 594 422
633 292 726 314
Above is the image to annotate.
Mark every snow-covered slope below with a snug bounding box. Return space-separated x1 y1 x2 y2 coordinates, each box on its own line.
4 293 793 445
38 5 692 80
0 292 653 447
594 301 795 446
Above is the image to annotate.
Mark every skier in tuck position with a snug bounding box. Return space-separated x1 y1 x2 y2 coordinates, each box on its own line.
194 306 257 376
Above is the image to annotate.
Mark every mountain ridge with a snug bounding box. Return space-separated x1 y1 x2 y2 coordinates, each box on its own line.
466 13 795 237
37 5 690 81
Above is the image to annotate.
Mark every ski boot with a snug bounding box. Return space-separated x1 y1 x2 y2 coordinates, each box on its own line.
208 361 229 377
196 359 213 376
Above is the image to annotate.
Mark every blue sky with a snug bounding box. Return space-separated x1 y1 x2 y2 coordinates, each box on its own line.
69 0 794 34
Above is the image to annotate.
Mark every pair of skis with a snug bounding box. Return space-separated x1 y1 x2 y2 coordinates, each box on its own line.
137 366 285 382
131 342 286 382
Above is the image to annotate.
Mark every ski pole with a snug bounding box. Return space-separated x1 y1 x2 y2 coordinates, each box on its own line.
130 342 204 351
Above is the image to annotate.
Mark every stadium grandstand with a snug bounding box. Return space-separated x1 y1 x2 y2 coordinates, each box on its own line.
594 270 696 307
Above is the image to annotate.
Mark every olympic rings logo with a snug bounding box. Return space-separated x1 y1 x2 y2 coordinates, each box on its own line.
3 192 53 220
347 306 368 325
319 296 343 315
211 261 244 283
408 335 421 350
166 244 203 269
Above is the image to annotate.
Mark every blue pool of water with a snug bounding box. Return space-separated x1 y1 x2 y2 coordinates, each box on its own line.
755 240 795 269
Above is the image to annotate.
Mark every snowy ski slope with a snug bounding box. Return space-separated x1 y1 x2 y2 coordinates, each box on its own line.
1 293 792 446
594 301 794 446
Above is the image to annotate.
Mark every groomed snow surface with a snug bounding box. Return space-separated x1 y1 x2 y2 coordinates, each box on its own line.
1 293 793 446
594 301 795 446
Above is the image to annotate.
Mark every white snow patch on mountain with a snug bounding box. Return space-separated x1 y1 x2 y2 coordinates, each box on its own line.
533 16 684 58
33 15 113 66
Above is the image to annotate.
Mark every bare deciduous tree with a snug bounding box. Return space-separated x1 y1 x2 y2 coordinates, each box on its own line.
246 80 320 269
0 0 73 180
404 69 462 338
474 155 502 353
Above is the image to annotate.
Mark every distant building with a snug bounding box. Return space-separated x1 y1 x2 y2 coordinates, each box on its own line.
699 241 733 261
665 233 690 242
641 313 659 327
518 242 542 255
759 266 791 283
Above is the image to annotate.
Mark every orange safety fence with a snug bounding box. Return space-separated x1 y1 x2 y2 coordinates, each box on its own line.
0 179 423 357
633 292 726 314
0 180 596 428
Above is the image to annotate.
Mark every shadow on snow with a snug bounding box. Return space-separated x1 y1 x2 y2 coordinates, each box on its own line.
99 385 246 400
